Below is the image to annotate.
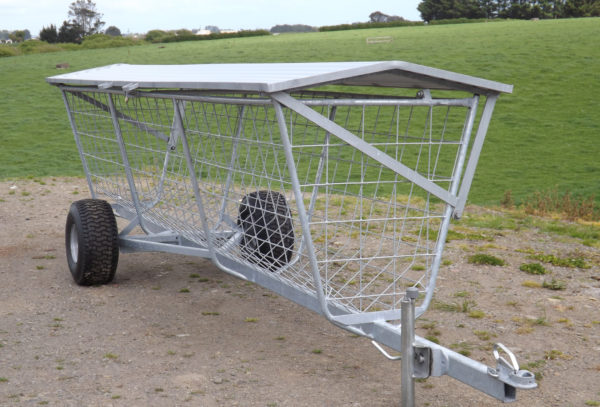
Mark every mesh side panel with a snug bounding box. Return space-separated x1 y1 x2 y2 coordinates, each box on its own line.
65 90 472 314
286 101 466 312
66 91 128 199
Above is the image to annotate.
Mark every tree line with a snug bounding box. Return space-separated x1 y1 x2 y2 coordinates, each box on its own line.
35 0 265 45
38 0 114 44
5 1 598 48
0 30 32 42
270 24 317 33
418 0 600 21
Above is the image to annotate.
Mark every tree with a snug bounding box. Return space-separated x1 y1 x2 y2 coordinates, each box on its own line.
563 0 600 16
145 29 168 42
105 26 121 36
270 24 316 33
176 29 193 36
463 0 486 18
369 11 406 22
40 25 59 43
370 11 389 22
418 0 598 20
9 30 27 43
418 0 467 21
68 0 104 36
58 20 84 43
479 0 499 18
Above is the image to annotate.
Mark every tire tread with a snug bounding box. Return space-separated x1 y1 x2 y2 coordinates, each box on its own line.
67 199 118 285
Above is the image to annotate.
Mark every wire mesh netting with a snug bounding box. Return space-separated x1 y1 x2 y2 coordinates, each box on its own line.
64 89 476 316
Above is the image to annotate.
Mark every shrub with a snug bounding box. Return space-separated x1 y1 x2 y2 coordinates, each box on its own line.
468 253 505 266
528 252 590 269
429 18 497 25
524 188 597 221
81 34 140 49
18 40 64 54
468 310 486 319
501 190 514 209
154 29 270 44
56 43 80 51
318 18 503 32
425 335 440 344
522 280 542 288
519 263 547 275
105 26 121 37
145 29 169 43
319 20 423 32
542 278 566 291
0 46 18 57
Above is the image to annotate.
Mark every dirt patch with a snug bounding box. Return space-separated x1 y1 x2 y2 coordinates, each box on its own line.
0 178 599 406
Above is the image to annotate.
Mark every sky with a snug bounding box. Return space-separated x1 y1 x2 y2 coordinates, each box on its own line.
1 0 422 36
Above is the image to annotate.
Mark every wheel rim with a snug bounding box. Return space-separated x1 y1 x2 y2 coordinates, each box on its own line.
69 223 79 263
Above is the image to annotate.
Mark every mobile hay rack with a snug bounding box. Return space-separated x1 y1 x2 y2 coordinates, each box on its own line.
48 61 536 405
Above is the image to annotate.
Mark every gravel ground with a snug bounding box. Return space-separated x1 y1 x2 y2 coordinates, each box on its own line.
1 178 599 406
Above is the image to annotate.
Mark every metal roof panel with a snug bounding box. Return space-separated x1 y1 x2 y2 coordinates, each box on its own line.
47 61 513 94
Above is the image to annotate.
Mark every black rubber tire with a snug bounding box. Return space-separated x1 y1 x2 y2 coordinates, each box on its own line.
65 199 119 286
237 191 295 271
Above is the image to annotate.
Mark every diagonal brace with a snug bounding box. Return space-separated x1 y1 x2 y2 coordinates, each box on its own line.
72 91 170 142
270 91 457 207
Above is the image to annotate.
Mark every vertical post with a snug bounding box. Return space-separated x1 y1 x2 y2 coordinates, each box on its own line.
151 100 185 206
453 94 499 219
218 104 246 224
272 99 333 321
60 89 96 198
298 106 337 256
401 287 419 407
174 99 247 281
305 105 336 220
107 93 151 233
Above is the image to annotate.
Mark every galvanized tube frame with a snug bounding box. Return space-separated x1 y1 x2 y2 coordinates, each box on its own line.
58 85 536 405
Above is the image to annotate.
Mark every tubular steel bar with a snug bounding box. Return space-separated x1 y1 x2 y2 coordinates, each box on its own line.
453 94 499 219
271 92 457 207
218 105 247 226
48 62 534 405
106 93 151 234
174 98 248 283
272 99 337 323
401 287 419 407
60 90 96 198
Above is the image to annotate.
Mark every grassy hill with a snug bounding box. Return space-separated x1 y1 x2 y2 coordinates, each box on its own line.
0 18 598 207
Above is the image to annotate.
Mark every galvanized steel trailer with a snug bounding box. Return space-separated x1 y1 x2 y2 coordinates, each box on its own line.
47 61 536 405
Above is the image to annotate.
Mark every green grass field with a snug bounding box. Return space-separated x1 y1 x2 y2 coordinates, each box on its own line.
0 18 598 206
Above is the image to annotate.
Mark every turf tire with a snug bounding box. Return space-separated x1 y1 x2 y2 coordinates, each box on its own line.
65 199 119 286
238 191 294 271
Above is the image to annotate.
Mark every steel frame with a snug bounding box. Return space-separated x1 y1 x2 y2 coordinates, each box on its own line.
51 62 535 405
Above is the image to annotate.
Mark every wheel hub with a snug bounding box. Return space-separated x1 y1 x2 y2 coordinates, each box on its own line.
69 223 79 263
